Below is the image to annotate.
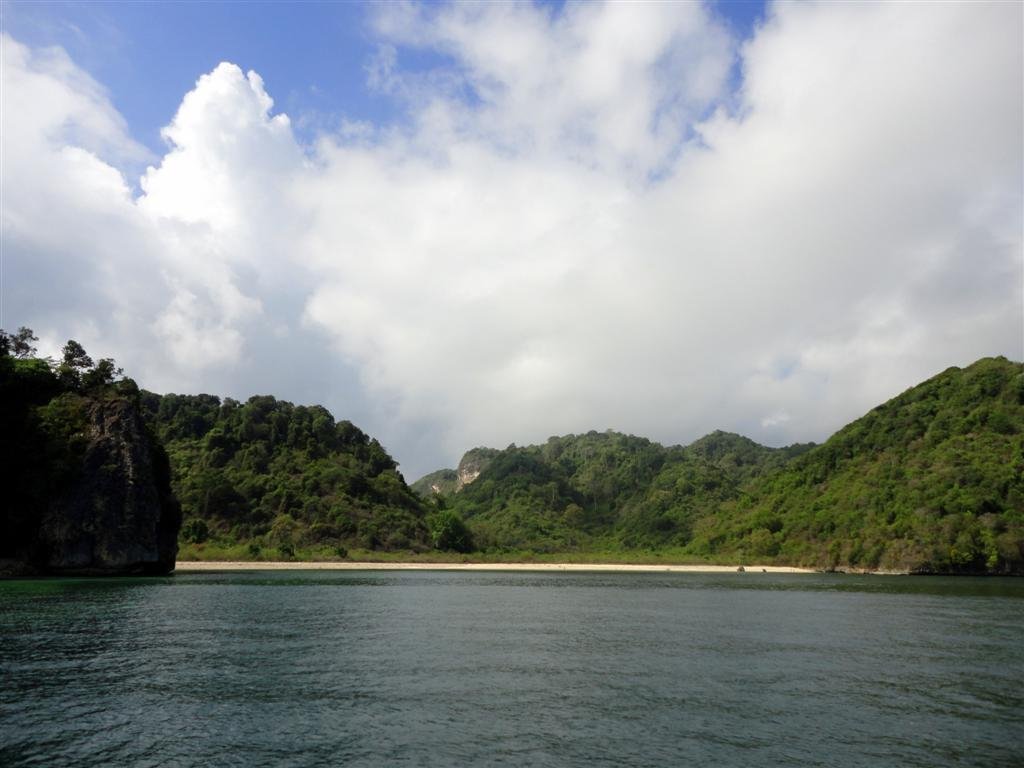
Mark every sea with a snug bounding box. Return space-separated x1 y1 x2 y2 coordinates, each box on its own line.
1 570 1021 767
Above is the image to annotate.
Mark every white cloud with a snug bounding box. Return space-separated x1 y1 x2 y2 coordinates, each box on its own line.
2 1 1021 478
368 1 734 177
136 62 310 370
0 34 149 168
761 412 790 429
2 41 304 385
302 0 1022 468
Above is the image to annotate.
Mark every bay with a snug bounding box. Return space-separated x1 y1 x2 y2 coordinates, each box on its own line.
1 571 1021 767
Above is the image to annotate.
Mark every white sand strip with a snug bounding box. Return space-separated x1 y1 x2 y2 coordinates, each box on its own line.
174 561 815 573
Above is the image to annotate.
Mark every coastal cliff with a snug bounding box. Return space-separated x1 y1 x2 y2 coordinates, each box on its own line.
1 335 181 576
38 396 181 575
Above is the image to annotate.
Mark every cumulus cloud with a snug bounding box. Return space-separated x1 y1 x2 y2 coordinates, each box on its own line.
2 1 1021 478
2 41 310 387
137 62 308 369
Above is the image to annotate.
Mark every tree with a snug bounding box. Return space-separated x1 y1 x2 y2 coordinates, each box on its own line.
57 340 94 388
0 326 38 358
61 340 93 370
427 510 473 552
82 358 123 389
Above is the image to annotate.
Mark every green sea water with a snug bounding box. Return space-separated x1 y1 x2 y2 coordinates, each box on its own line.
1 571 1021 767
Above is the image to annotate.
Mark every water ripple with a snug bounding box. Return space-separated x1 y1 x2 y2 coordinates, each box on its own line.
1 572 1022 767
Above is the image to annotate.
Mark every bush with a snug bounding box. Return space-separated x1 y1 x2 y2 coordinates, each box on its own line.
180 518 210 544
427 510 473 552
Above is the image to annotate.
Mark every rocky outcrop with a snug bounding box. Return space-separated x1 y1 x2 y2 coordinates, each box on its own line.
453 447 501 490
456 448 496 490
411 468 460 497
411 447 500 498
29 397 181 575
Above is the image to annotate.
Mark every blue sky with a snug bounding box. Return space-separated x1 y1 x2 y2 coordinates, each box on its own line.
5 1 392 150
5 0 767 152
2 1 1019 478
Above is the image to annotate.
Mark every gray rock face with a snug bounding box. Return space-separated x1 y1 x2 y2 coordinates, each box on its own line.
40 398 181 575
454 447 499 491
410 447 500 498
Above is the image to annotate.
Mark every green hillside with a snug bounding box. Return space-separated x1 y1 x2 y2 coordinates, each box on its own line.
692 357 1023 573
141 393 430 559
416 357 1023 573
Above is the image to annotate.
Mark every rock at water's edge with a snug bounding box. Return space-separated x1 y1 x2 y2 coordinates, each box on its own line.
38 397 181 575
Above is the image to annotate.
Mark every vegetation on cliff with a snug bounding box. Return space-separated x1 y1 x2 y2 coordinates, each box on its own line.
0 329 180 575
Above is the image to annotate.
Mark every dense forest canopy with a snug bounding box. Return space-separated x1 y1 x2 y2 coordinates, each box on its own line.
432 428 817 554
140 392 435 559
700 356 1024 572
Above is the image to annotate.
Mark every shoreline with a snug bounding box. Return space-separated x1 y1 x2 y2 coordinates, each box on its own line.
174 561 816 573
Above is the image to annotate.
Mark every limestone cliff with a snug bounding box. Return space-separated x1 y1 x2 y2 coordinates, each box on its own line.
411 447 500 497
2 393 181 576
455 448 499 490
41 397 182 575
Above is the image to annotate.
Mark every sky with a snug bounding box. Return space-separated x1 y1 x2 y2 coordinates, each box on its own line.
2 0 1021 480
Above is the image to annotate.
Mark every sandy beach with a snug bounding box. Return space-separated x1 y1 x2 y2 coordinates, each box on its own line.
174 561 815 573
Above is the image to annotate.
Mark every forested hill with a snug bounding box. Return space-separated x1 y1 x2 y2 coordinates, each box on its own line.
140 393 430 558
696 356 1023 573
415 357 1023 573
417 428 815 552
421 428 815 553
